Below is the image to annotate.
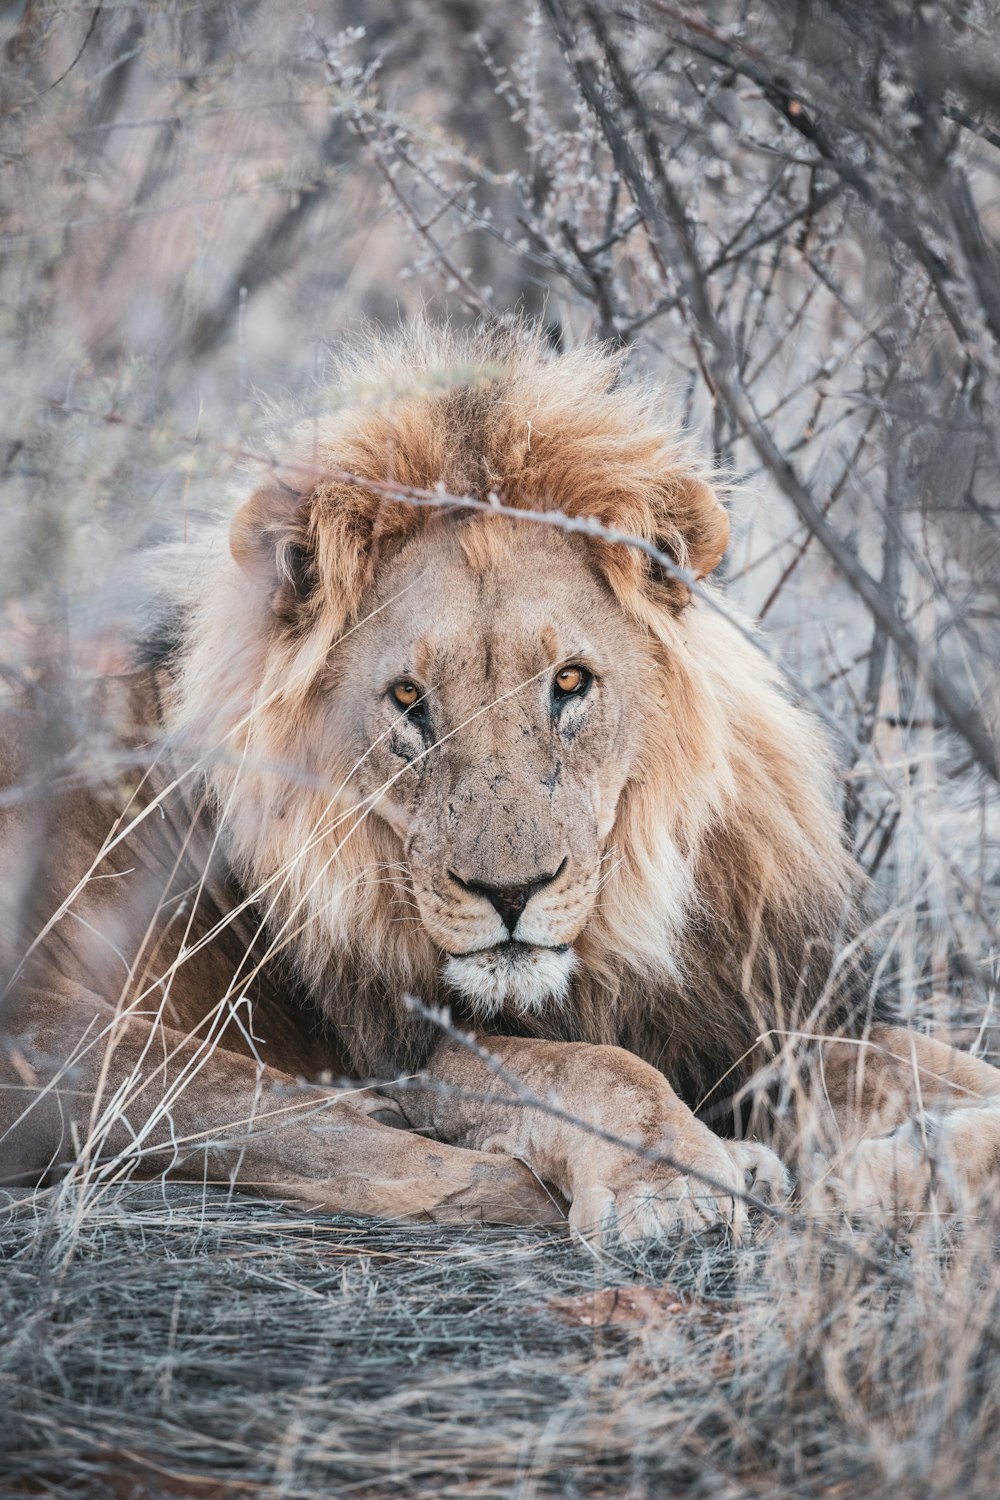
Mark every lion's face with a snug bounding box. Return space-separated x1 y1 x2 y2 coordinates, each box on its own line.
336 519 652 1016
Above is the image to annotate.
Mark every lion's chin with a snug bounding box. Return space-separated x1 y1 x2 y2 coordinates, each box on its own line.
442 944 577 1019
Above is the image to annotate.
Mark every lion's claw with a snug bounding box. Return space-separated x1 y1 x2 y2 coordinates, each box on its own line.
568 1137 790 1248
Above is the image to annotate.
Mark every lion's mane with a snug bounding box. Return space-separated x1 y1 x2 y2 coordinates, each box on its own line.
165 323 868 1112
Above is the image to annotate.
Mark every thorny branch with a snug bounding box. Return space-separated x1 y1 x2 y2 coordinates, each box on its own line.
541 0 1000 784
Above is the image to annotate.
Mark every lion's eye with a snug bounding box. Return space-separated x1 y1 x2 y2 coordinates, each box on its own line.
391 680 421 711
553 665 591 701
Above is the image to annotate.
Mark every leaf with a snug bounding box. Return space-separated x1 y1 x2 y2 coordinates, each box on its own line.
546 1285 729 1331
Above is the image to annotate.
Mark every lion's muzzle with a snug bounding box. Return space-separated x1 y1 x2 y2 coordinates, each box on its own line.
443 941 578 1018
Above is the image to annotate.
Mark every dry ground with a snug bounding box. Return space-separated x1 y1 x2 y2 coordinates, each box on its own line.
4 1185 1000 1498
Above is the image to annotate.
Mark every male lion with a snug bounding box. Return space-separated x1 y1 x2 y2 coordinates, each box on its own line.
3 324 1000 1241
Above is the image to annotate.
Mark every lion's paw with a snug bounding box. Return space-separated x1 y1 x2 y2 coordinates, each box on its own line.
825 1103 1000 1217
568 1136 790 1248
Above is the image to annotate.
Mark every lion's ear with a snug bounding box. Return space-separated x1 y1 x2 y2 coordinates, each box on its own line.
655 474 729 585
229 483 319 622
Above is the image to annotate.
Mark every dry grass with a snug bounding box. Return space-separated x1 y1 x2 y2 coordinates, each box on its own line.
5 1186 1000 1498
4 2 1000 1495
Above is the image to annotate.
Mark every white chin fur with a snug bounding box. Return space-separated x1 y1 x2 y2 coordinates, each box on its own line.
443 946 577 1019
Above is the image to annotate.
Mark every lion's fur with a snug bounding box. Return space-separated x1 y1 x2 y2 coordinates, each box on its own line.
152 322 869 1111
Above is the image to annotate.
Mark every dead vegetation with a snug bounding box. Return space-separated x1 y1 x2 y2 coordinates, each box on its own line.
3 1 1000 1495
5 1184 1000 1499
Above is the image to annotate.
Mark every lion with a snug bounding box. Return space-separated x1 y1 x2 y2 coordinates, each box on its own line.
3 322 1000 1242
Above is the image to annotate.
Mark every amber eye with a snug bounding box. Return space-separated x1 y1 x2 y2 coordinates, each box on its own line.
391 680 421 710
553 665 591 700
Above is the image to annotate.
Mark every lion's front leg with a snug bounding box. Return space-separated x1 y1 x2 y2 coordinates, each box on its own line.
403 1037 789 1244
0 985 560 1229
808 1024 1000 1215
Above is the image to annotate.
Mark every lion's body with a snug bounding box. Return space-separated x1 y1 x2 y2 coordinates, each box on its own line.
3 323 1000 1234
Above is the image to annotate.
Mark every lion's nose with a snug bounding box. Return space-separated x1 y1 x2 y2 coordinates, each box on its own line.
450 860 566 937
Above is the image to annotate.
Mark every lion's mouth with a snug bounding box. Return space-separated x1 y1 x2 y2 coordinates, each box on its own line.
442 941 577 1018
445 939 571 958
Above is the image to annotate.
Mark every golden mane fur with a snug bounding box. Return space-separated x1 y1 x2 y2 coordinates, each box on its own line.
166 322 867 1111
